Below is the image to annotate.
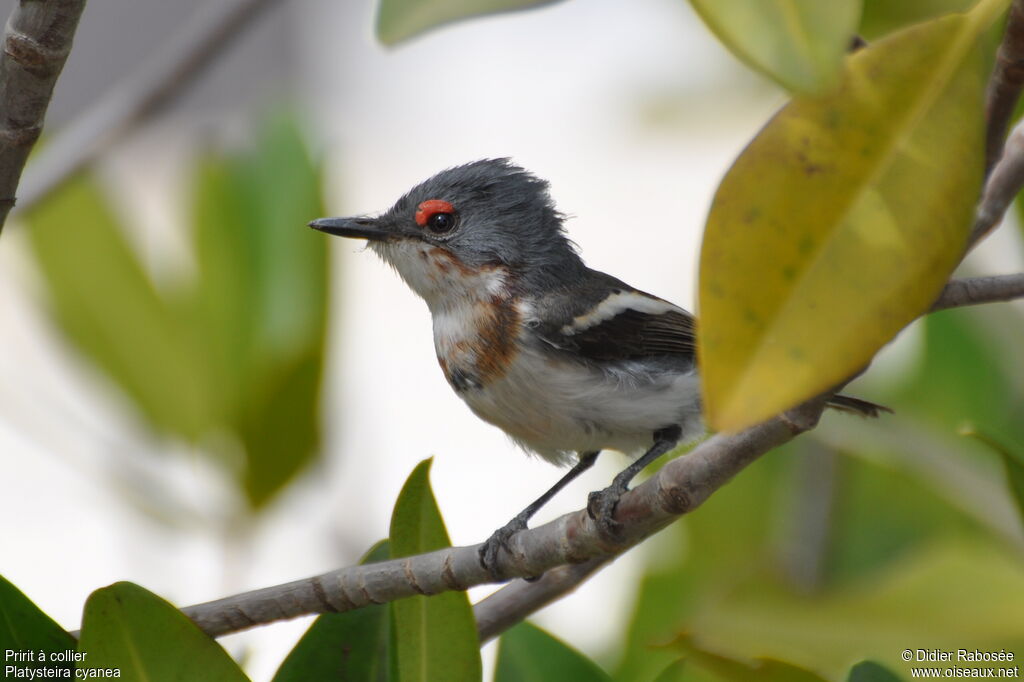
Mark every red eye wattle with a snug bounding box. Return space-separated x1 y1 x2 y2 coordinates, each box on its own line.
415 199 454 227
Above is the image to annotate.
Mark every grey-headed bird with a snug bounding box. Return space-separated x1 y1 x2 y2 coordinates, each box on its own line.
310 159 883 574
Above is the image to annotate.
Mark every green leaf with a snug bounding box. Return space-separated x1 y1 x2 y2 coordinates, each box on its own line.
668 634 830 681
651 659 697 682
238 349 324 505
650 658 746 682
190 157 262 423
376 0 563 45
273 541 393 682
959 426 1024 530
25 114 330 510
999 450 1024 528
686 540 1024 676
229 116 327 359
0 574 77 676
192 115 329 508
847 661 904 682
860 0 975 39
25 178 213 439
494 621 610 682
895 309 1024 445
235 116 328 507
689 0 862 94
698 2 1003 432
389 459 481 682
823 448 983 584
77 581 249 681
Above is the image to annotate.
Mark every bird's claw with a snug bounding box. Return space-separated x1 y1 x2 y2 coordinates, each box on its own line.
587 485 626 541
479 516 529 580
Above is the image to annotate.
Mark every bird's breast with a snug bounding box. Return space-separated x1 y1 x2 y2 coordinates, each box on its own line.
455 342 704 465
433 295 522 391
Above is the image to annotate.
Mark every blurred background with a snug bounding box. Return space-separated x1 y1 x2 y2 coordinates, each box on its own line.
1 0 1023 679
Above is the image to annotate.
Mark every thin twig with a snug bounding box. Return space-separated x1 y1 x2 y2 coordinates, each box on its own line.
986 0 1024 171
12 0 280 215
775 441 839 593
0 0 87 234
932 273 1024 311
474 556 612 643
972 120 1024 245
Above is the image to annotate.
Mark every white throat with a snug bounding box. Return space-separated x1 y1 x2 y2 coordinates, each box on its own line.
371 240 509 312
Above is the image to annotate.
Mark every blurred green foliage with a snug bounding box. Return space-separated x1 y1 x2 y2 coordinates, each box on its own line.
23 116 329 509
660 634 832 681
897 311 1024 448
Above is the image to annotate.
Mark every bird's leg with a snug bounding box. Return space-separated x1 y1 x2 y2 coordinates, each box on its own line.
479 450 601 578
587 425 682 541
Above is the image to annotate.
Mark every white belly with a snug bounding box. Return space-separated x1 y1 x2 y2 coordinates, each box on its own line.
460 343 703 465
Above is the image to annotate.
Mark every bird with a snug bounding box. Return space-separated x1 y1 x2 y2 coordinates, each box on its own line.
309 158 885 575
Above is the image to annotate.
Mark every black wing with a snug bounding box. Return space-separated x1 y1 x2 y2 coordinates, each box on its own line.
535 270 696 364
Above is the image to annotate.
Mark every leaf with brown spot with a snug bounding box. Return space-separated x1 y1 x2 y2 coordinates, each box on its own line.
698 0 1005 432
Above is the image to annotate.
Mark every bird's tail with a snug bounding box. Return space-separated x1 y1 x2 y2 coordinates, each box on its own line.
826 394 892 418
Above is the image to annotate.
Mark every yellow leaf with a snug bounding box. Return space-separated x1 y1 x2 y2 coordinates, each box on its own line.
689 0 862 94
698 0 1006 432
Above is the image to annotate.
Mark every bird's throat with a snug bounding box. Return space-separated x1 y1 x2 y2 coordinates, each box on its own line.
372 240 510 310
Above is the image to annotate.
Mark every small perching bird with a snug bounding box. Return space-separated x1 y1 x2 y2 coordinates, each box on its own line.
310 159 884 574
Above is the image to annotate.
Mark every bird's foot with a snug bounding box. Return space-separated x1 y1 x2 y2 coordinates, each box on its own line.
479 515 530 581
587 482 628 541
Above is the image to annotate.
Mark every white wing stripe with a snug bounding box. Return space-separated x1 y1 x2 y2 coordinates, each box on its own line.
560 291 681 335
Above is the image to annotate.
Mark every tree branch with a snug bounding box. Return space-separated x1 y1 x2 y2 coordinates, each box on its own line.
12 0 280 216
0 0 87 234
972 119 1024 245
985 0 1024 171
179 397 826 639
932 273 1024 311
474 556 612 644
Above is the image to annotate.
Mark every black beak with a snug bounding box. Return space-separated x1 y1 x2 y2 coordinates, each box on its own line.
308 216 390 241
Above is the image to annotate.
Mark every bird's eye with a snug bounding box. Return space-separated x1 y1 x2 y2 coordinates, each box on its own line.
415 199 458 235
427 212 456 233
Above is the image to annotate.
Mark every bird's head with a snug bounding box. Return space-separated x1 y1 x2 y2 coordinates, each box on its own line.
310 159 584 307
